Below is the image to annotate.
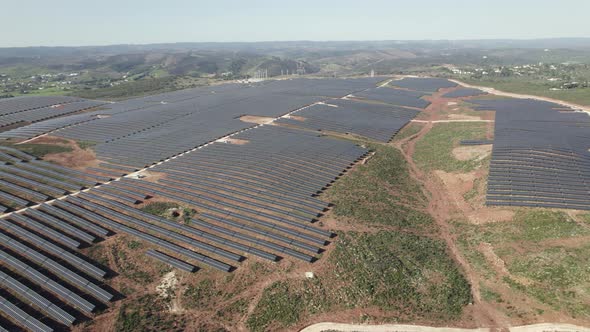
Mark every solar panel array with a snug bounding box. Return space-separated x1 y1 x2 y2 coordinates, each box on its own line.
0 113 100 140
275 99 420 142
67 125 367 269
0 101 105 129
0 152 112 212
470 98 590 210
442 88 486 98
0 96 85 116
45 78 381 168
0 77 449 330
0 185 115 331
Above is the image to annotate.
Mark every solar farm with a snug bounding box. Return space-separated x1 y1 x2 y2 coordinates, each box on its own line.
0 76 588 331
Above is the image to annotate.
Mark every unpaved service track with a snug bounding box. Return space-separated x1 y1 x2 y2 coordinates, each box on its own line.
411 119 494 123
300 323 590 332
449 79 590 113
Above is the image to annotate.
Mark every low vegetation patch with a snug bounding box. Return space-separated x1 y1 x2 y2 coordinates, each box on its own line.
393 122 423 141
454 209 590 319
140 201 181 217
463 178 482 202
5 143 73 158
112 244 153 284
247 231 471 331
216 298 248 320
508 244 590 318
331 231 472 317
247 281 309 332
76 140 97 150
414 122 488 172
326 143 433 231
183 279 221 309
115 294 186 331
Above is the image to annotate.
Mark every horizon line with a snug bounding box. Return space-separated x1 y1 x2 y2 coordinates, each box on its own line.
2 37 590 49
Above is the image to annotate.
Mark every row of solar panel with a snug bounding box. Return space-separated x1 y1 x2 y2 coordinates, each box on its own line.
48 78 383 167
0 195 122 331
0 96 86 116
0 78 388 329
460 139 494 146
275 98 420 142
0 101 105 128
471 97 590 210
0 154 119 211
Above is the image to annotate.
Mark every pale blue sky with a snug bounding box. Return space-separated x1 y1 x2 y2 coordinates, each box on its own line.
2 0 589 47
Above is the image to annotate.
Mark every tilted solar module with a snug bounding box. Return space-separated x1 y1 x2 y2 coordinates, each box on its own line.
38 203 110 237
0 179 49 201
0 270 76 326
6 214 81 249
0 232 112 302
54 198 234 272
0 294 53 332
0 190 29 207
470 98 590 210
0 250 95 313
0 218 106 278
276 98 419 142
145 249 197 272
23 208 96 243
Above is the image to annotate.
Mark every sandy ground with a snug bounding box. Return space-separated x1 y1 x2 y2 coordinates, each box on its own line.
452 145 492 161
447 114 482 121
239 115 276 124
220 138 250 145
288 115 307 121
301 323 590 332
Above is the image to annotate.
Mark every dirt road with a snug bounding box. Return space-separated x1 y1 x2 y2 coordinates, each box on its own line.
411 119 494 123
448 79 590 113
300 322 590 332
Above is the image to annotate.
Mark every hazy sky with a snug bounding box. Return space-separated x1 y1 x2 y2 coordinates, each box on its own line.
2 0 589 47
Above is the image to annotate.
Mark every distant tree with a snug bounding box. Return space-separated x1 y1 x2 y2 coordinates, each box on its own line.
229 59 247 75
500 67 512 77
197 61 219 74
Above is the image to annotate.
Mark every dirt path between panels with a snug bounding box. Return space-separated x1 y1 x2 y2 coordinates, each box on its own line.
390 90 507 327
300 322 590 332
